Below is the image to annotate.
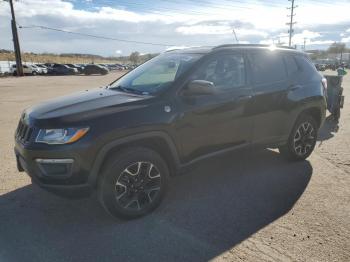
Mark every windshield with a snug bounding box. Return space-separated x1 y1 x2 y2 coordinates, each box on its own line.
109 52 202 95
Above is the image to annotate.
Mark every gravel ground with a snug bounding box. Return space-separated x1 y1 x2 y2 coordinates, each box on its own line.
0 71 349 262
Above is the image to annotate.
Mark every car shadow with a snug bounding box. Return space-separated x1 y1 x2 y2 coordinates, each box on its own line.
317 115 339 142
0 149 312 262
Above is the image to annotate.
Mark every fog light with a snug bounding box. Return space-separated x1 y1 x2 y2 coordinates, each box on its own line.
36 159 74 178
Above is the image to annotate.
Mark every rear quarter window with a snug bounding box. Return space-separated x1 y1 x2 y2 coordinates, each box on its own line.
284 55 299 75
248 52 287 85
294 55 318 75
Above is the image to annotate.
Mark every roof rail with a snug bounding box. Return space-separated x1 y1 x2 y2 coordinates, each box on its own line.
213 44 296 50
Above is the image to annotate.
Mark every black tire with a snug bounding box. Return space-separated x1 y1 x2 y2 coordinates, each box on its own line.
333 105 341 121
279 114 318 161
98 147 169 219
32 71 37 76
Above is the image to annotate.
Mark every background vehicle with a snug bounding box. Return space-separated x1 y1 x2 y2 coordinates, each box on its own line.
315 63 326 71
50 64 77 75
35 64 48 74
14 45 326 219
65 64 84 74
83 64 109 75
30 64 46 75
11 64 37 76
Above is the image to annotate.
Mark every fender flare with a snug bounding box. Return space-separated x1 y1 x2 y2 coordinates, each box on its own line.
87 131 181 186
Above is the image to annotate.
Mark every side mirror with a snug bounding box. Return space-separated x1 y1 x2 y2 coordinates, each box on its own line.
183 80 215 96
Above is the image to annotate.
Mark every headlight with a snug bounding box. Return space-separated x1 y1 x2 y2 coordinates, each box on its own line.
36 127 89 145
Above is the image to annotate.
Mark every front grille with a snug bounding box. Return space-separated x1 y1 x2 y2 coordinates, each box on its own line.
16 120 33 143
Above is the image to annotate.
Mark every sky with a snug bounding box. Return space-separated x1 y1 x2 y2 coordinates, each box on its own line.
1 0 350 56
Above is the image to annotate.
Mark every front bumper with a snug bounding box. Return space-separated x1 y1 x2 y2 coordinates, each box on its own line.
15 141 93 198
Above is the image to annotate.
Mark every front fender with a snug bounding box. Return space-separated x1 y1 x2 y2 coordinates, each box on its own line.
87 131 181 187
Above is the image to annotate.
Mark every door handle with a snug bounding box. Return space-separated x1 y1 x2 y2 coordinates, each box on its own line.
238 95 253 101
289 85 301 91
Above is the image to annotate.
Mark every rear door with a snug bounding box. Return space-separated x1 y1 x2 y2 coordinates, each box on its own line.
247 51 289 145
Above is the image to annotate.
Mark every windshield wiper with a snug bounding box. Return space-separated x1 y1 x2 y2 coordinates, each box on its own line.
112 85 145 95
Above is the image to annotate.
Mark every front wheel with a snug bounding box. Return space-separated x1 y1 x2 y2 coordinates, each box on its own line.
98 147 169 219
279 115 318 161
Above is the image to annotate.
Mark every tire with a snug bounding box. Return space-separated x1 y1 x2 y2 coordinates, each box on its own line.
279 114 318 161
32 71 37 76
333 105 341 121
98 147 169 219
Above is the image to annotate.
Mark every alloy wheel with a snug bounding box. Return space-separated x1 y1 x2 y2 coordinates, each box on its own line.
114 162 161 211
293 122 316 156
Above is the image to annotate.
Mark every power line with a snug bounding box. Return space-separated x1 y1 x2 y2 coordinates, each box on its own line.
18 25 177 47
286 0 297 47
97 0 290 18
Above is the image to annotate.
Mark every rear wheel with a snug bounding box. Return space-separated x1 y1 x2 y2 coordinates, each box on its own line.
279 114 318 161
98 147 169 219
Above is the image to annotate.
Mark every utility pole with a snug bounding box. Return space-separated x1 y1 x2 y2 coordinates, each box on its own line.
303 37 307 51
7 0 23 76
286 0 297 47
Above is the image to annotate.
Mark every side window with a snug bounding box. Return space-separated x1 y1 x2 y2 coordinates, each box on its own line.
284 55 299 75
190 53 246 91
248 52 287 84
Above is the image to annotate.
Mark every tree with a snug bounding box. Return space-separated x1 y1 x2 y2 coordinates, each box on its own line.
327 42 346 54
129 51 140 64
327 42 347 62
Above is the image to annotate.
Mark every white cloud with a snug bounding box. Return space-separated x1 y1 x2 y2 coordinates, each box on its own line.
176 25 268 38
165 46 193 51
115 50 122 55
341 37 350 43
260 30 323 46
1 0 350 55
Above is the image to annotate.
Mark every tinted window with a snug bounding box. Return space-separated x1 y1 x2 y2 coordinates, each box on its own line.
190 53 246 91
295 56 318 74
284 55 299 75
248 52 287 84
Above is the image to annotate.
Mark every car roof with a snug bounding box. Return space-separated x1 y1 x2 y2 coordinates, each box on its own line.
167 44 303 55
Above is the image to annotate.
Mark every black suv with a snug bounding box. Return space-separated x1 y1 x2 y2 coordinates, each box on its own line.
14 45 326 219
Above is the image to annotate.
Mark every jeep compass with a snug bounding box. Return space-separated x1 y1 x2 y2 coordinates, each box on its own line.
14 44 327 219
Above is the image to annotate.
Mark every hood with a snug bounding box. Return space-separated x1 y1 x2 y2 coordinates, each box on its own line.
26 88 151 125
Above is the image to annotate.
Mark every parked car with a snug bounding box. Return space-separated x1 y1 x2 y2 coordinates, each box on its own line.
83 64 109 75
35 64 48 74
30 64 46 75
50 64 77 75
65 64 84 74
11 64 37 76
315 63 326 71
14 44 326 219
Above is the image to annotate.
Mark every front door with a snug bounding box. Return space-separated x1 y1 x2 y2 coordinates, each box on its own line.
174 51 253 162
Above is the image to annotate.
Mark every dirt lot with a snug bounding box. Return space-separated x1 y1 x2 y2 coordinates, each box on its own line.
0 71 349 262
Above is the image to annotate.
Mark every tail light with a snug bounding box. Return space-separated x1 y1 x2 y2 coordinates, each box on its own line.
321 77 327 99
322 78 327 89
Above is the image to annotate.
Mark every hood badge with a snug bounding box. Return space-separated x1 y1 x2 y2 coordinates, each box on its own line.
164 105 171 113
